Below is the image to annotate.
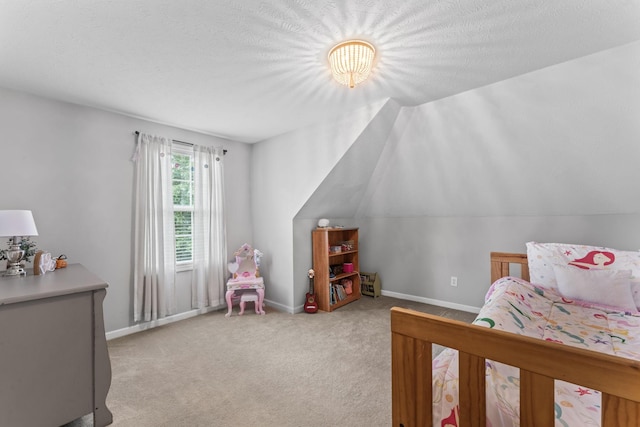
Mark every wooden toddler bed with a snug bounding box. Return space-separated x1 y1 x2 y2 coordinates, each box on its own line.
391 252 640 427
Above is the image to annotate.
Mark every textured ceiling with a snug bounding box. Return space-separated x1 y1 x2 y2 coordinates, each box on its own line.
1 0 639 143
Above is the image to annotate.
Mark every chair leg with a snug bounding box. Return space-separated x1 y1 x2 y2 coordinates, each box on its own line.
256 288 265 315
239 301 246 315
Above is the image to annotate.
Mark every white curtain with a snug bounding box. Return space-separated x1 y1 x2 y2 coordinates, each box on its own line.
191 145 227 309
132 133 177 322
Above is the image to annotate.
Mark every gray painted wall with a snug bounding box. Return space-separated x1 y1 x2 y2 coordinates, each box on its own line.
359 214 640 311
0 87 252 332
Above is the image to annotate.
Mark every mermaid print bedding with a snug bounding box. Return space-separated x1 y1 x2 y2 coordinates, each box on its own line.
432 277 640 427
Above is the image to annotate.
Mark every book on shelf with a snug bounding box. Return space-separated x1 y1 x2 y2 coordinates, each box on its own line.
333 283 347 301
330 284 336 305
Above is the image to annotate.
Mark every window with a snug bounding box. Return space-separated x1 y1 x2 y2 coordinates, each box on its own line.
172 146 194 267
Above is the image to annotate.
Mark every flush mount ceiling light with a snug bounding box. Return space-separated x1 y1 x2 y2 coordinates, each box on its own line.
328 40 376 88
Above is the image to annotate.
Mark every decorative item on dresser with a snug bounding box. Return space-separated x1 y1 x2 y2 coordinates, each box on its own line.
0 210 39 276
56 253 68 268
32 250 56 275
312 227 361 311
0 264 112 426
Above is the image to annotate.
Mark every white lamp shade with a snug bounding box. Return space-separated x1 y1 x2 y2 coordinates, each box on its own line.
0 210 39 237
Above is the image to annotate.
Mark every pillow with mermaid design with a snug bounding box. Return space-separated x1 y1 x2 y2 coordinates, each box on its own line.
526 241 640 310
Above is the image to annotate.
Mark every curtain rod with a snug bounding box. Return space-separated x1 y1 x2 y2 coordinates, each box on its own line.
134 131 227 155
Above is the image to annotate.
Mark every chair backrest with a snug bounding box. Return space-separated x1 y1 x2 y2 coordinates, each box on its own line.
229 244 262 280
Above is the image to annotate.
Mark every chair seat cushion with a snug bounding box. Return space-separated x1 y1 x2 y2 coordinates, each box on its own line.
240 291 259 302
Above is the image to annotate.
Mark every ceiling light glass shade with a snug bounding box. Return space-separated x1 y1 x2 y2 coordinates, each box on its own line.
328 40 376 88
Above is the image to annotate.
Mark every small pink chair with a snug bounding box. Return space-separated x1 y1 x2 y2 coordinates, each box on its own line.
225 244 265 317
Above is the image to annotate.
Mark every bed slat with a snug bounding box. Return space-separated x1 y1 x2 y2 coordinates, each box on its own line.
391 333 432 426
520 370 554 426
458 351 486 425
602 394 640 427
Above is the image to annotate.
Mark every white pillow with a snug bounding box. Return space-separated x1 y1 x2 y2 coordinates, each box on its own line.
527 242 640 309
552 264 637 312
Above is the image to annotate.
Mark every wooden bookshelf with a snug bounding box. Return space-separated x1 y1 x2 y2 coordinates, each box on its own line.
312 227 361 311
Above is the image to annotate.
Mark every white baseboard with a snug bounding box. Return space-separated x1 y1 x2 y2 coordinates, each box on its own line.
105 299 291 341
284 292 480 314
106 304 224 341
264 298 296 314
381 290 481 314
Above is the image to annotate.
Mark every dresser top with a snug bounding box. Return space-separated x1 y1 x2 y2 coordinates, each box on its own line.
0 264 108 305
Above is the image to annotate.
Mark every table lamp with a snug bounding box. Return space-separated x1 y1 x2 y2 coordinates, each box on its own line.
0 210 39 276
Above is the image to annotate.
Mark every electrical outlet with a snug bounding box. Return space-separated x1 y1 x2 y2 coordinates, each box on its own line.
450 276 457 287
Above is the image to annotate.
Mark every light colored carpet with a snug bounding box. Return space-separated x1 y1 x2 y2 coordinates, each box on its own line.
65 296 476 427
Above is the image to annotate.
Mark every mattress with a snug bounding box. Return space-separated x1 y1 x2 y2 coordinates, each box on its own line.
432 277 640 427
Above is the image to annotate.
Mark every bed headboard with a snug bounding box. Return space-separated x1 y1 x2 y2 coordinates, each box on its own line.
490 252 529 283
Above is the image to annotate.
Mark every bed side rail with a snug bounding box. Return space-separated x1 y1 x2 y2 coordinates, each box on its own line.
391 307 640 427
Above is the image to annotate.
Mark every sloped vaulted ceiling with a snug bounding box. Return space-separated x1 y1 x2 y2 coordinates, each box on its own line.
295 99 402 219
298 40 640 219
1 1 639 142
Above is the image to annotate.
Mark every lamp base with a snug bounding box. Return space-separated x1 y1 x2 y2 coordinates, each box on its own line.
4 262 26 276
4 241 26 276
